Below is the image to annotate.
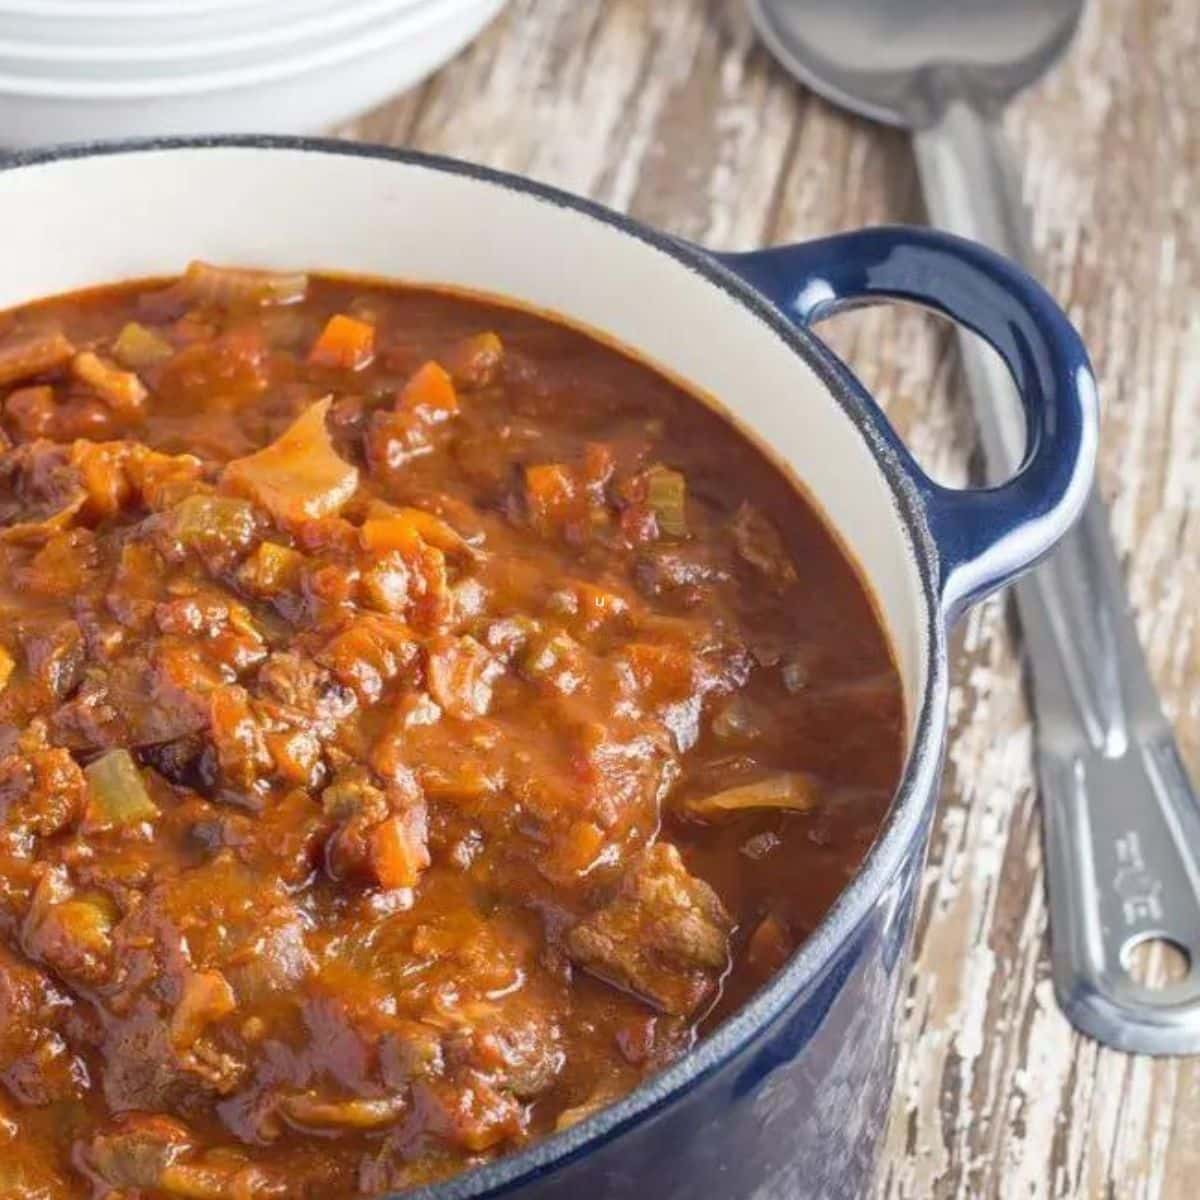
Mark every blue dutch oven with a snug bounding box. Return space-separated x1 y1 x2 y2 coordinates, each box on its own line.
0 138 1098 1199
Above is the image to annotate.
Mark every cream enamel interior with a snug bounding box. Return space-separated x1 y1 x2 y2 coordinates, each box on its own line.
0 145 929 742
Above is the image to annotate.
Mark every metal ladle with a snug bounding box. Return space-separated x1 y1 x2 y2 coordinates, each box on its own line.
751 0 1200 1054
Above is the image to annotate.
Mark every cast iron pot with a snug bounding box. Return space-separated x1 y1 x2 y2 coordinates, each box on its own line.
0 137 1097 1200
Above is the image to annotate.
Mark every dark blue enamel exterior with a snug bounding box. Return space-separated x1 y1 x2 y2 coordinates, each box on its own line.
720 227 1099 621
451 833 931 1200
0 139 1098 1200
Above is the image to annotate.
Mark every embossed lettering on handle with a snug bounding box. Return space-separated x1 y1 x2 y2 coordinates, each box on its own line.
917 101 1200 1053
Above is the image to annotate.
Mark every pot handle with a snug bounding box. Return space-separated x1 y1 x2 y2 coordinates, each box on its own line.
711 226 1098 619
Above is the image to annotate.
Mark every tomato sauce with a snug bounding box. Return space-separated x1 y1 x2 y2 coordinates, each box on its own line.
0 265 904 1197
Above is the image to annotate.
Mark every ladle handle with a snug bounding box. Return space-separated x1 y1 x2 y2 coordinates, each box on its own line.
915 102 1200 1054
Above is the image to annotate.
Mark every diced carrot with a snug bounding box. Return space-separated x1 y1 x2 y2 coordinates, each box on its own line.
525 463 581 535
209 684 272 789
264 728 322 786
443 331 503 389
308 313 376 371
618 642 696 703
363 500 474 558
400 507 474 556
397 361 458 421
71 441 134 519
540 819 608 883
317 614 418 704
360 515 422 557
369 811 430 889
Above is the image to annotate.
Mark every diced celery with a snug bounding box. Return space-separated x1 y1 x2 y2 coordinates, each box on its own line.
645 465 688 537
113 322 174 369
85 749 159 826
112 321 174 367
169 494 258 553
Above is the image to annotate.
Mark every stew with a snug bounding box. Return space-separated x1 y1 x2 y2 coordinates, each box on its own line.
0 265 904 1198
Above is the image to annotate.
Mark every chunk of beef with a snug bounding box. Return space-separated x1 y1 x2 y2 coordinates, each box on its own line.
730 502 798 589
442 1001 564 1101
0 726 86 839
51 646 217 752
22 868 115 987
633 544 729 599
88 1113 194 1190
18 617 85 701
255 651 355 732
0 440 85 534
0 941 85 1106
101 855 312 1111
566 843 732 1016
145 855 313 1005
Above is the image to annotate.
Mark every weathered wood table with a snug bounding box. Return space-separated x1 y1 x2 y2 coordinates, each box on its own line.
344 2 1200 1195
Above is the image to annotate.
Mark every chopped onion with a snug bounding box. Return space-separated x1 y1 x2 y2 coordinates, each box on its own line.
555 1089 620 1132
281 1092 407 1130
1 490 87 545
781 658 810 693
72 351 147 416
179 260 308 308
711 695 770 741
684 770 820 817
222 397 359 526
731 502 797 587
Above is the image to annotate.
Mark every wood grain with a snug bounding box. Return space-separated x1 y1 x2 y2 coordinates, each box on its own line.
341 2 1200 1194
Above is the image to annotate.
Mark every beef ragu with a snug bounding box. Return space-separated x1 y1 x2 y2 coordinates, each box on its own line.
0 263 904 1198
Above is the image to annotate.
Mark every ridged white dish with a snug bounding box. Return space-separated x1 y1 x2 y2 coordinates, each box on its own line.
0 0 434 64
0 0 503 146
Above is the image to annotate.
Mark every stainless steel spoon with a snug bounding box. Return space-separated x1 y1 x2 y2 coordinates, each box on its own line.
751 0 1200 1054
